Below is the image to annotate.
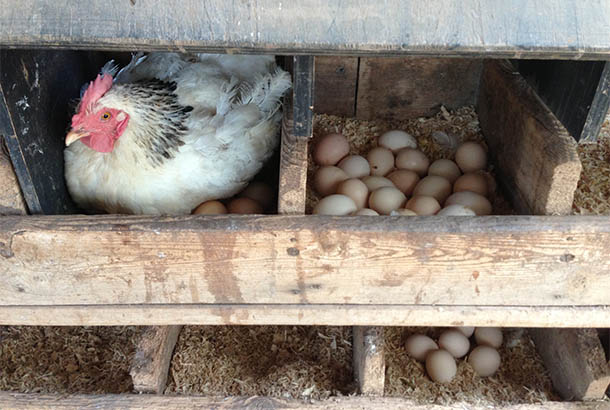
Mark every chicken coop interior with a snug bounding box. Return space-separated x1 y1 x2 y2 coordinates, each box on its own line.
1 1 610 409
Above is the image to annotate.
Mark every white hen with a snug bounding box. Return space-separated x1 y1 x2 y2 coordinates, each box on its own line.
64 53 291 214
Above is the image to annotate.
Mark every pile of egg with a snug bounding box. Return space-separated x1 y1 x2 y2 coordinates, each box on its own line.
312 130 494 216
192 181 273 215
406 327 503 383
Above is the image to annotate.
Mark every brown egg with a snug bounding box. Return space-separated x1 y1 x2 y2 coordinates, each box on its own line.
405 334 438 362
455 142 487 173
228 197 264 214
395 148 430 176
445 191 492 215
428 159 462 184
468 346 501 377
314 166 349 196
338 155 371 178
192 200 227 215
361 176 396 192
367 147 395 176
353 208 379 216
453 173 488 197
426 349 457 383
438 330 470 358
242 181 274 209
378 130 417 153
437 204 476 216
387 170 420 196
368 187 406 215
313 133 350 166
406 196 441 216
413 176 452 204
337 178 369 209
313 194 358 215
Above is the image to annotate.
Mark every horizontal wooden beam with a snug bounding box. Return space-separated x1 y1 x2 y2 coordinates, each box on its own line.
0 392 606 410
1 1 610 59
1 305 610 327
1 215 609 307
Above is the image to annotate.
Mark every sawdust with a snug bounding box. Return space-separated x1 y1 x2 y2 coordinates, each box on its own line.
0 326 141 393
384 327 558 405
165 326 355 400
308 107 514 215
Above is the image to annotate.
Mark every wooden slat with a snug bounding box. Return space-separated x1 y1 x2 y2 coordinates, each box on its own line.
1 215 610 307
130 325 182 394
1 1 610 59
314 57 359 117
356 58 482 120
278 100 308 214
293 56 315 138
530 329 610 400
2 305 610 327
1 392 608 410
478 60 582 215
515 60 610 142
353 326 385 395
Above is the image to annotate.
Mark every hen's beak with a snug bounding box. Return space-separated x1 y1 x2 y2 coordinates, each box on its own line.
65 130 90 146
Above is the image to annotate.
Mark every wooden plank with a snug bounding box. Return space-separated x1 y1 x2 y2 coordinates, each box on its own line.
1 215 610 307
0 145 27 215
293 56 314 138
1 392 607 410
0 50 107 214
515 60 610 142
314 57 358 117
530 329 610 400
353 326 385 395
1 1 610 59
130 325 182 394
356 58 482 120
278 100 308 214
2 305 610 327
477 60 582 215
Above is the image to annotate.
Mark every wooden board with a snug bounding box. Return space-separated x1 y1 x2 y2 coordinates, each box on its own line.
515 60 610 142
477 60 582 215
0 145 27 215
530 329 610 400
356 58 482 120
353 326 385 395
1 1 610 59
0 392 607 410
1 214 610 307
278 100 308 214
0 50 106 215
130 325 182 394
314 57 358 117
2 305 610 327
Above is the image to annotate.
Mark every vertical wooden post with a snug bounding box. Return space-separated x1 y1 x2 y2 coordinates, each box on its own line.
130 325 182 394
353 326 385 395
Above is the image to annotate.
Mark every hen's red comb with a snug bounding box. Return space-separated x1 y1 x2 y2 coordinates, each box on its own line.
72 74 113 126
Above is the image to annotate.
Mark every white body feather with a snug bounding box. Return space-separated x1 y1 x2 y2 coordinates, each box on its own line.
65 53 291 215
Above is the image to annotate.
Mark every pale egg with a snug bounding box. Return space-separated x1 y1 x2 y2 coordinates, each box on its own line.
455 142 487 173
390 208 417 216
457 327 475 337
313 166 349 196
313 133 350 166
453 173 488 197
468 346 501 377
313 194 358 215
406 196 441 216
378 130 417 152
338 155 371 178
445 191 492 215
367 147 395 176
353 208 379 216
395 148 430 177
368 186 407 215
437 204 477 216
405 334 438 362
387 170 420 196
438 329 470 358
426 349 457 383
337 178 369 209
428 159 462 184
362 176 396 192
413 176 452 204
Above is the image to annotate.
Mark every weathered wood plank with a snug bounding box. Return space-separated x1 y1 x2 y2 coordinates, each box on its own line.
2 392 608 410
293 56 314 138
353 326 385 395
1 1 610 59
278 100 308 214
478 60 582 215
515 60 610 142
130 325 182 394
2 305 610 327
0 215 609 307
356 58 482 120
530 329 610 401
314 57 358 117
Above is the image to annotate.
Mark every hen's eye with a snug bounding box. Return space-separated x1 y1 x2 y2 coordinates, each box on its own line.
101 112 111 121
